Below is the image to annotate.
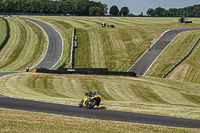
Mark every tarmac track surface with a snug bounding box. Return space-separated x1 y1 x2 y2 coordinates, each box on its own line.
0 97 200 129
21 17 63 70
0 18 200 129
127 27 200 76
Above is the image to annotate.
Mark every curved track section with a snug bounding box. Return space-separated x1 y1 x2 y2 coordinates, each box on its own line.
127 28 200 76
0 20 200 128
0 17 63 95
22 17 63 69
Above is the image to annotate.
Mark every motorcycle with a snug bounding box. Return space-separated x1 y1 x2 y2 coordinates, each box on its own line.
79 91 101 109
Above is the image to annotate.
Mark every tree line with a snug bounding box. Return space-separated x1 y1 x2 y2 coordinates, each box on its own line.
0 0 108 16
109 5 130 16
147 4 200 17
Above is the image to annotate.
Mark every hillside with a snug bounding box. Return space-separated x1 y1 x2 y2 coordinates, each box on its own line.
146 30 200 84
27 16 200 73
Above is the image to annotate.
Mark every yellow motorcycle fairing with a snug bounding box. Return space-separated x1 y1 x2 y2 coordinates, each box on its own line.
82 95 101 107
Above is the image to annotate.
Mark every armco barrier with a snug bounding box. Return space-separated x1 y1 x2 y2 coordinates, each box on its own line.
55 62 66 70
162 37 200 78
0 17 10 50
58 68 108 72
36 68 137 77
70 28 76 68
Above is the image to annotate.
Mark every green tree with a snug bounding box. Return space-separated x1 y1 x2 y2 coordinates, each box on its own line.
73 0 90 15
120 6 129 16
0 0 107 15
102 4 108 15
60 0 71 14
154 7 166 16
169 8 178 17
109 5 119 16
89 6 102 16
146 8 154 16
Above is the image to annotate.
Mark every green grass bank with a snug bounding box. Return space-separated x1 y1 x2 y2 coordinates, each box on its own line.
0 17 47 72
0 17 7 45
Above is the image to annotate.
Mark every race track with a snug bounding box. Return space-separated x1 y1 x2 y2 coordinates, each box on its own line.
127 27 200 76
22 17 63 69
0 97 200 129
0 18 200 129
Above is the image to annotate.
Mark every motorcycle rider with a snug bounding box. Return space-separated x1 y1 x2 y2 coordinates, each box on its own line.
85 91 92 98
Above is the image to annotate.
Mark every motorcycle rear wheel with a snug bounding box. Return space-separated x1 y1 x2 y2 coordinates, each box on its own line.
87 99 96 109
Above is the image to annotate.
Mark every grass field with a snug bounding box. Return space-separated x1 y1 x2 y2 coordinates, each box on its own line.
27 16 200 72
0 73 199 120
1 108 199 133
0 18 7 45
0 17 47 72
1 16 200 131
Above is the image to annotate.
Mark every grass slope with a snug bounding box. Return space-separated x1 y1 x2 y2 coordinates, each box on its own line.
0 73 199 120
0 18 47 72
146 30 200 84
0 108 199 133
167 37 200 83
28 16 200 71
0 18 7 45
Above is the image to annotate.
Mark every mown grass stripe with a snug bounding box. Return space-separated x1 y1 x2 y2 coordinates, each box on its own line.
0 20 27 69
75 28 92 68
131 85 168 104
0 18 47 71
182 93 200 104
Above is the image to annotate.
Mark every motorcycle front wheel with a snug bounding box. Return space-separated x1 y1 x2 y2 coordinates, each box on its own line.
87 99 96 109
79 100 83 108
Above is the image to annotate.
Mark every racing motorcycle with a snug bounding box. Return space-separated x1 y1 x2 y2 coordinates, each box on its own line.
79 91 101 109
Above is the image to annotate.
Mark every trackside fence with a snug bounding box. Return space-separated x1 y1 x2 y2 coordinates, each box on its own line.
0 17 10 50
35 68 137 77
162 37 200 78
55 62 66 70
70 28 76 68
